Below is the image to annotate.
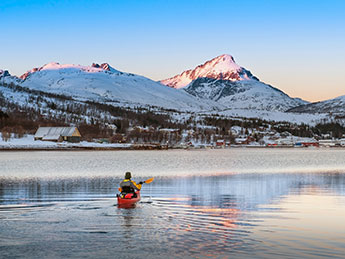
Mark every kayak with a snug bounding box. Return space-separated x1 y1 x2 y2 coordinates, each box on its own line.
117 191 141 206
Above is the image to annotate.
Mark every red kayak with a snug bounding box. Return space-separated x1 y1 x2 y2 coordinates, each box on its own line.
117 191 141 206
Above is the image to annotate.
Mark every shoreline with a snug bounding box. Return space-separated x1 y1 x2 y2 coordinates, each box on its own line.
1 145 344 151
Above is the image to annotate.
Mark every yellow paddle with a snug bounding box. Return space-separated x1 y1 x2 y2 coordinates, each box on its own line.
143 177 154 184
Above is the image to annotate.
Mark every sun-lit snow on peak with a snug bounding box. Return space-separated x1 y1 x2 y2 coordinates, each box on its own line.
40 62 103 72
20 62 120 80
160 54 255 89
206 54 239 70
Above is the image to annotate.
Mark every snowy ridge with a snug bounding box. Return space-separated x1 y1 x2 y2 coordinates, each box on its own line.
20 62 121 80
184 78 307 112
214 108 328 125
18 62 221 112
0 69 21 85
160 54 257 89
288 95 345 116
0 70 10 77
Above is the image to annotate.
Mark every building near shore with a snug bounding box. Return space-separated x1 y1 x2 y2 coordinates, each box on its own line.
319 139 340 147
34 127 81 143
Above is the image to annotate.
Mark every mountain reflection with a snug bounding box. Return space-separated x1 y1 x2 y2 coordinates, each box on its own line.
1 173 345 208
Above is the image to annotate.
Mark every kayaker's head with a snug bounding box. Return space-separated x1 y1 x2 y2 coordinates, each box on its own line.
125 172 132 179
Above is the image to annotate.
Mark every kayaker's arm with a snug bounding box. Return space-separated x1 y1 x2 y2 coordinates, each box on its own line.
131 180 142 190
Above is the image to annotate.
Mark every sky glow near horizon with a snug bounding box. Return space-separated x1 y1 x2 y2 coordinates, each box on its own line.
1 0 344 102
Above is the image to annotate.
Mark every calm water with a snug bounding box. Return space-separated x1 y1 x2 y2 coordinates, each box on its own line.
1 149 345 258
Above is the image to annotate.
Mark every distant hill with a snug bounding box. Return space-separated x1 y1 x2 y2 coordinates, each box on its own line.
288 95 345 118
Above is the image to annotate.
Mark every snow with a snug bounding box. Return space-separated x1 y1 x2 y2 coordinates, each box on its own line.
18 62 221 112
0 72 21 85
0 134 131 149
1 56 343 127
161 54 248 88
38 62 121 74
289 94 345 116
35 127 78 138
212 108 327 125
184 78 308 112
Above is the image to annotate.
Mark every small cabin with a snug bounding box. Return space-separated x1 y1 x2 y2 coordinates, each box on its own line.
216 139 225 147
34 127 82 143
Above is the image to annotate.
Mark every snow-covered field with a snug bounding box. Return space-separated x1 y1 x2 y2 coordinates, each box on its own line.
0 134 131 149
214 109 328 125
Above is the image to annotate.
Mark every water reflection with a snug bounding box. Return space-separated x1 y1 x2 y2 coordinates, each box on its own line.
1 173 345 208
1 172 345 258
0 177 121 204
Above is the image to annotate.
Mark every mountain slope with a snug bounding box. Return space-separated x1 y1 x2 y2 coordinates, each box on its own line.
288 95 345 116
19 62 221 112
0 70 10 77
0 69 21 85
184 78 307 112
161 54 258 88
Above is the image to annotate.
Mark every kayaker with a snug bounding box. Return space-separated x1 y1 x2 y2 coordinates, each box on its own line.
119 172 142 195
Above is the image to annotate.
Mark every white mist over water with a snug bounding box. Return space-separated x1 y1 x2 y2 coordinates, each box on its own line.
1 149 345 179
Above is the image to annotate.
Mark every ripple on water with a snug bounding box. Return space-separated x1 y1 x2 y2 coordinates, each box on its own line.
1 150 345 258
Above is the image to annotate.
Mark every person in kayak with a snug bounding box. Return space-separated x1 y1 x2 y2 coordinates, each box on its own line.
119 172 142 197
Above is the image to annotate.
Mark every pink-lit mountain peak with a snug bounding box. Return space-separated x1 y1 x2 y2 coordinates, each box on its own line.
160 54 255 89
20 62 119 80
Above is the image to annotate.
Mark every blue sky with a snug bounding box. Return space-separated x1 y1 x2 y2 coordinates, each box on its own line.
1 0 344 101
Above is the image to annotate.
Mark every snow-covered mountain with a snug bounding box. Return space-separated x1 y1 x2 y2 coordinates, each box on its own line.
161 54 258 88
161 54 307 112
18 62 220 112
0 57 338 126
184 77 307 112
288 95 345 116
3 55 342 125
0 69 21 85
0 69 10 78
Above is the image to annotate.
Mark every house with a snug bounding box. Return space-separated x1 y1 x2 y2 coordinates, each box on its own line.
34 127 82 143
319 139 339 147
272 138 294 147
235 136 255 145
216 139 225 147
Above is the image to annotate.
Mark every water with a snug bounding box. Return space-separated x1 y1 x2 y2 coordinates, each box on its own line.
1 149 345 258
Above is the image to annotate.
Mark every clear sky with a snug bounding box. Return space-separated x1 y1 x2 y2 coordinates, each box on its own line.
1 0 344 102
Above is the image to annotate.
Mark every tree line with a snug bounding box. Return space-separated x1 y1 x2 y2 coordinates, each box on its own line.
1 82 344 143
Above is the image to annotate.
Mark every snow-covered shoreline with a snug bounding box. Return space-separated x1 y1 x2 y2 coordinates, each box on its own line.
0 134 133 150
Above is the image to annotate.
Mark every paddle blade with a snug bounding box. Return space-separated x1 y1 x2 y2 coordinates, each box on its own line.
144 177 154 184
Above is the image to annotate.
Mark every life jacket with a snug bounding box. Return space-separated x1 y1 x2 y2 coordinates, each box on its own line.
121 179 135 193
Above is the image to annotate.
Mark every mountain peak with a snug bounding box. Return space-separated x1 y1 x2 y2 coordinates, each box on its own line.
91 62 119 73
0 69 11 78
160 54 256 88
213 54 236 63
20 62 120 80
